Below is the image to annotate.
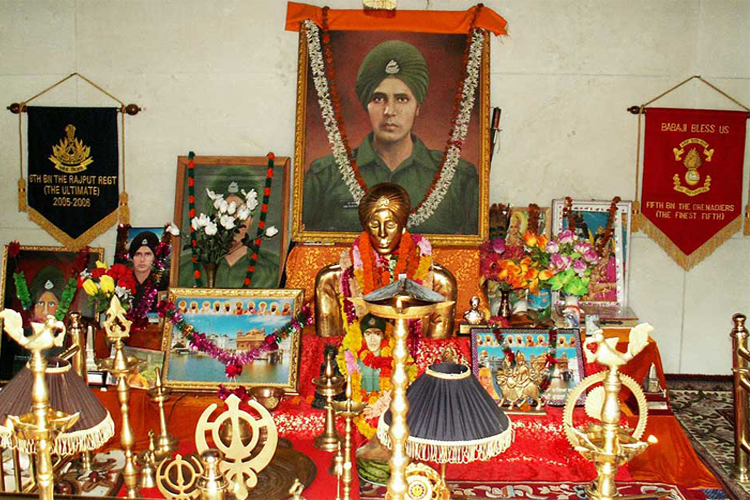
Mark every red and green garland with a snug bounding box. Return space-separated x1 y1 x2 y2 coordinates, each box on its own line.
158 300 312 379
187 152 276 288
10 242 89 322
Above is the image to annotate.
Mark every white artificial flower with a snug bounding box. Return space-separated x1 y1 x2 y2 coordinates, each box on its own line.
237 205 251 221
166 224 180 236
204 221 218 236
245 189 259 211
205 189 220 201
226 201 237 215
216 199 228 214
220 215 236 230
265 226 279 237
114 286 131 299
191 213 210 230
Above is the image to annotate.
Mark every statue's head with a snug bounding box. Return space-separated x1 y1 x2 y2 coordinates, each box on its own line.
358 183 410 255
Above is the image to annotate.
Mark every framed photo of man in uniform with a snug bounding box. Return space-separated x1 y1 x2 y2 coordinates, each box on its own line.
292 27 490 246
171 156 291 290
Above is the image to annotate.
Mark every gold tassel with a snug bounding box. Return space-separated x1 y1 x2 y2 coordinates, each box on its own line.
18 178 27 212
119 191 130 225
745 205 750 236
631 200 640 233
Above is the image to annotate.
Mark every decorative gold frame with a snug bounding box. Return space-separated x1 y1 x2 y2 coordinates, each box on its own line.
170 156 291 289
160 287 304 393
291 25 490 246
0 244 105 383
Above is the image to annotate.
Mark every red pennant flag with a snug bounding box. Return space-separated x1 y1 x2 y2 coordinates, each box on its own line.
640 108 747 269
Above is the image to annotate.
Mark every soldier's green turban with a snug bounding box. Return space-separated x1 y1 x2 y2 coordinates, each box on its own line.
29 265 65 302
355 40 429 110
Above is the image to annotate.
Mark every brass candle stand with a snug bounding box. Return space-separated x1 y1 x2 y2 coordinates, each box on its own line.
563 325 662 500
312 351 345 452
139 430 158 489
350 278 452 500
0 311 79 500
97 296 141 499
730 313 750 482
196 449 230 500
331 375 367 500
148 369 179 459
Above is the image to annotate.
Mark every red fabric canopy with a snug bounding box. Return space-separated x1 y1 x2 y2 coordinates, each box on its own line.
285 2 508 35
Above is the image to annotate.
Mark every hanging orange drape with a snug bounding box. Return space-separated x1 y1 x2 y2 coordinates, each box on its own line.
285 2 508 35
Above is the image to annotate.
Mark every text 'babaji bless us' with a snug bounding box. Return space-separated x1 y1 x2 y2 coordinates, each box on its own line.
660 123 730 134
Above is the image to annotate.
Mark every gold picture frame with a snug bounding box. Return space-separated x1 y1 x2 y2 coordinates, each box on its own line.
292 24 490 246
0 244 104 382
171 155 291 289
160 287 304 393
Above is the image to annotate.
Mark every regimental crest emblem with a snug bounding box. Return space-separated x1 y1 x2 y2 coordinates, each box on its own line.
49 124 94 173
672 138 713 196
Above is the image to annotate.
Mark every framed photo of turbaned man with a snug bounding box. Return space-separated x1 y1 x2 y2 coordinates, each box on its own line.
291 23 491 246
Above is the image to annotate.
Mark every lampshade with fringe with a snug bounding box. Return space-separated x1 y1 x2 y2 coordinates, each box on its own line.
0 358 115 455
377 362 513 464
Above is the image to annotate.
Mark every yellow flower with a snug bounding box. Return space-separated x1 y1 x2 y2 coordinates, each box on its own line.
99 275 115 294
95 260 108 269
82 279 98 296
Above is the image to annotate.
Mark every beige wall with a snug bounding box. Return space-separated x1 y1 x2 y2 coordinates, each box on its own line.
1 0 748 374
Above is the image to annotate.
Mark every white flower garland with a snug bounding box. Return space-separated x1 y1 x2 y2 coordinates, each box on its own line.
304 20 485 228
304 21 365 203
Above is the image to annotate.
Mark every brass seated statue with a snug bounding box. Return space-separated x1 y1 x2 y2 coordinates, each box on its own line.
314 183 456 339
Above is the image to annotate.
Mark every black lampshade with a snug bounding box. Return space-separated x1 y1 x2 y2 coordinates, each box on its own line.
0 358 114 455
378 362 513 463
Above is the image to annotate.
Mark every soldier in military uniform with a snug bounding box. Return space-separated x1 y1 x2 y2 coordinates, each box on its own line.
303 39 478 234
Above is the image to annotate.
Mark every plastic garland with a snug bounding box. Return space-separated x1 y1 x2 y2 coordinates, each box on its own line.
158 300 312 380
242 153 275 288
492 325 559 394
10 244 89 322
304 5 486 228
187 152 275 288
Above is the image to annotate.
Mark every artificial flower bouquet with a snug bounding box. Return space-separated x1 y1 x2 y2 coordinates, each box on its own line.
544 229 601 296
479 237 552 294
189 188 277 265
80 261 137 313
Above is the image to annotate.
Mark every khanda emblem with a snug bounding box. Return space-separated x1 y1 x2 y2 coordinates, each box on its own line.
49 124 94 174
672 138 713 197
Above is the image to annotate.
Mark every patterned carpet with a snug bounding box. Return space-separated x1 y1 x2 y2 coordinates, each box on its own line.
360 479 726 499
669 383 749 500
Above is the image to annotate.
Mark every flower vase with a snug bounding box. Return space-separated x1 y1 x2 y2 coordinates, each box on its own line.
528 288 552 320
202 262 218 288
561 294 582 328
497 289 512 320
511 289 528 315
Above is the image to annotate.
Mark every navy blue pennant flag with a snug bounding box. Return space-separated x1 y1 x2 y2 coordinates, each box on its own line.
26 106 120 248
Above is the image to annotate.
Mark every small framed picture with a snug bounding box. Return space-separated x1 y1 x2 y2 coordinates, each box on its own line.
121 346 165 390
505 206 550 245
114 225 173 317
160 288 304 393
0 244 104 382
551 199 633 309
471 327 585 408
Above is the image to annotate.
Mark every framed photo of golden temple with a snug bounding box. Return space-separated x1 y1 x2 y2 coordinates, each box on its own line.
291 22 490 246
160 288 304 393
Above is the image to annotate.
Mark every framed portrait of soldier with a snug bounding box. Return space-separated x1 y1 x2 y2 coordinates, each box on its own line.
292 26 490 246
171 156 291 290
0 244 104 382
114 226 172 321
